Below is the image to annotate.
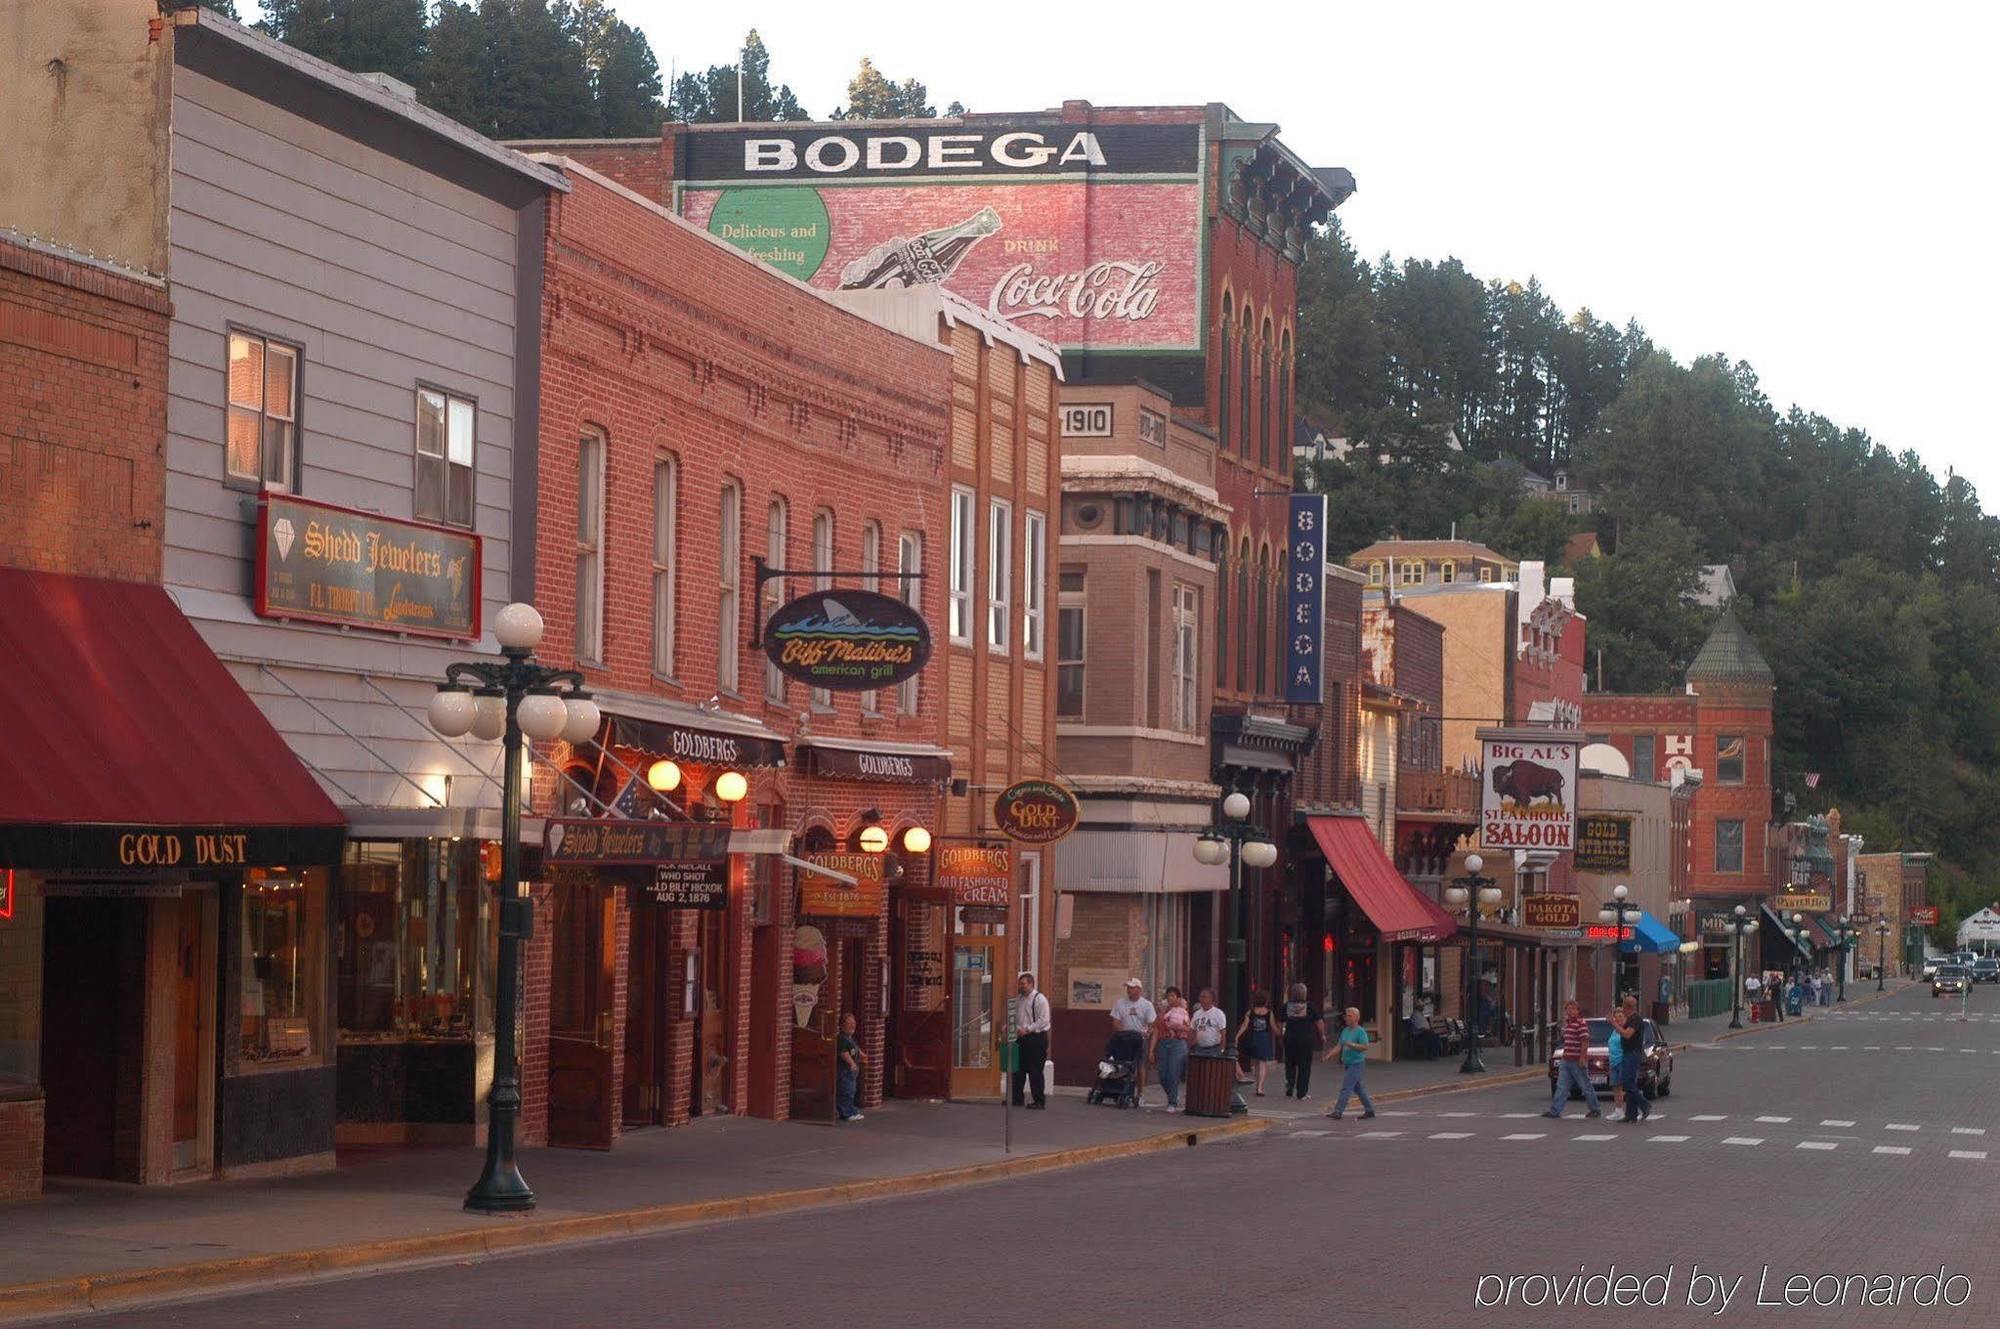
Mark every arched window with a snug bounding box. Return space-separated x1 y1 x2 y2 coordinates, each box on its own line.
1217 295 1233 448
1238 307 1254 458
1258 317 1273 469
1214 541 1230 692
1278 329 1292 481
1255 545 1272 695
1235 537 1252 692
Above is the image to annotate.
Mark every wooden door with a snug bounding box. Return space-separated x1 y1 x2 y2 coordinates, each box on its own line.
621 903 664 1128
892 890 951 1099
170 890 213 1172
947 937 1000 1100
694 908 731 1116
42 898 129 1179
548 883 616 1149
787 920 841 1122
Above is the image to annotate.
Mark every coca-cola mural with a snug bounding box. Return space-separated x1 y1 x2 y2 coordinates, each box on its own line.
676 124 1204 353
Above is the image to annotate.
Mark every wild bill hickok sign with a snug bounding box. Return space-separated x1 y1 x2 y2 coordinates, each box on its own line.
1478 728 1583 854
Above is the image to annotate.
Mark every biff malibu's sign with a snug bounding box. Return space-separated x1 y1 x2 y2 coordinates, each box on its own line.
1478 728 1582 853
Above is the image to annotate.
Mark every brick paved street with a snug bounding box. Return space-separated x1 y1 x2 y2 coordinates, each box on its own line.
64 982 1998 1329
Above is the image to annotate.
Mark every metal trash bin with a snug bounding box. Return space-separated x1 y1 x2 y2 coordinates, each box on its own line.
1185 1049 1234 1118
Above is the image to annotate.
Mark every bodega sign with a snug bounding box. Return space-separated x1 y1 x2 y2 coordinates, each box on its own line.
764 589 931 692
1478 728 1583 853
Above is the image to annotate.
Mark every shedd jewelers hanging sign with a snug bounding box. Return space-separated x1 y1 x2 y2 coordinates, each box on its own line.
255 494 480 640
1479 728 1583 853
764 589 931 691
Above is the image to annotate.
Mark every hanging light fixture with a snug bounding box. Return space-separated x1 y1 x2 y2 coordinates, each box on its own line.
647 759 683 793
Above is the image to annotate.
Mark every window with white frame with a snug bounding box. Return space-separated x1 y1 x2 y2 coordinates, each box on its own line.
1057 567 1085 719
416 387 476 528
718 481 742 691
765 498 789 703
897 532 922 715
949 486 975 643
1023 510 1046 659
1368 561 1383 586
574 429 605 663
1400 559 1425 586
860 522 882 712
811 510 835 708
1172 583 1199 731
652 455 677 677
987 497 1012 651
226 331 299 489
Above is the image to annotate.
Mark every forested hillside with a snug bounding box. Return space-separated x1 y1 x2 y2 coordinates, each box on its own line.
1297 222 2000 934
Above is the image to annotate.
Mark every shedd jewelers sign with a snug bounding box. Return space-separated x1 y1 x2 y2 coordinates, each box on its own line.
256 494 480 640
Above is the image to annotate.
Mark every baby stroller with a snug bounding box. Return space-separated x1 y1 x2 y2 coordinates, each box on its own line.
1087 1031 1145 1108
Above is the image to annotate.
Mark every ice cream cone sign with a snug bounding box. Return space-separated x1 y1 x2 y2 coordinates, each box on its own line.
793 925 828 1029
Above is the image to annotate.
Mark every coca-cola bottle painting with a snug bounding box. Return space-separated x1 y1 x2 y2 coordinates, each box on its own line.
838 207 1002 290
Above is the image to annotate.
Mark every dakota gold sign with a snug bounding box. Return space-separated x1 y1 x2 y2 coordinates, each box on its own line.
255 494 481 640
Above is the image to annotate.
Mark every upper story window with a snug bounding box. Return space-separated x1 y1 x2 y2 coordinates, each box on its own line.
1715 819 1745 873
811 510 835 708
1237 315 1254 459
1716 734 1746 784
1478 565 1494 583
1214 547 1231 690
1218 296 1233 449
653 455 678 677
574 428 605 664
1172 583 1200 732
1440 560 1458 585
949 486 975 645
1368 561 1384 586
416 387 476 528
227 331 299 489
1257 318 1273 469
1023 510 1047 660
897 532 922 715
717 481 742 692
860 521 882 712
988 497 1013 652
764 497 789 703
1057 566 1086 720
1632 734 1655 779
1400 559 1425 586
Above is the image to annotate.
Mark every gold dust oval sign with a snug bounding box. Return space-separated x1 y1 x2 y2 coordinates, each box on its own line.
993 779 1079 845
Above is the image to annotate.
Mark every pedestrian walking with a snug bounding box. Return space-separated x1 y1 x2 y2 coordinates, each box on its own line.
1612 998 1650 1122
1818 970 1831 1007
836 1011 867 1122
1280 982 1326 1100
1149 986 1191 1112
1322 1007 1376 1120
1545 999 1603 1119
1190 988 1229 1058
1235 989 1278 1096
1011 971 1051 1110
1772 972 1788 1022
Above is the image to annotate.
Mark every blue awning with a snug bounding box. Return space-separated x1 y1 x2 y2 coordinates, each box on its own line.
1624 911 1682 954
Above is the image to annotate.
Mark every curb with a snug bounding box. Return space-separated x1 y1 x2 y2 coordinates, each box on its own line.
0 1117 1267 1324
1707 980 1911 1043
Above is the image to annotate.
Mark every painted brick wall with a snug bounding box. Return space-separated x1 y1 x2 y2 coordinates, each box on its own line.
0 239 169 583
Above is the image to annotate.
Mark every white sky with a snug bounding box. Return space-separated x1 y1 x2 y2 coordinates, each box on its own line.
261 1 2000 502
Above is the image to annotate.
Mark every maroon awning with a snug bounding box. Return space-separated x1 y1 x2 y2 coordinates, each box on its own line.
0 568 345 870
1307 814 1458 943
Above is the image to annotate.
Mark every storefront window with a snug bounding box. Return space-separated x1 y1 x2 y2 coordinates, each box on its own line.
0 875 42 1090
337 840 494 1041
239 867 328 1069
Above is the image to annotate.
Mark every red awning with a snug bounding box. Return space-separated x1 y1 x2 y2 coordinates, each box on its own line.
1307 814 1458 943
0 568 345 869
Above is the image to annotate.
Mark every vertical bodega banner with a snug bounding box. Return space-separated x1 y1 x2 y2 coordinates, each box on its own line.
255 494 481 640
1284 494 1327 704
1478 728 1582 853
675 123 1205 354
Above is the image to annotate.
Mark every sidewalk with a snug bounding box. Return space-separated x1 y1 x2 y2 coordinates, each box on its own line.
0 1097 1258 1321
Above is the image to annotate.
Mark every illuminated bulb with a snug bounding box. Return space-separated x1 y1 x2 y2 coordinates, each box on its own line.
647 759 683 793
902 826 932 854
858 825 890 853
713 770 748 804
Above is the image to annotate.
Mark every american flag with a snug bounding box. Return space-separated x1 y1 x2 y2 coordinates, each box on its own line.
1804 772 1822 789
610 773 647 818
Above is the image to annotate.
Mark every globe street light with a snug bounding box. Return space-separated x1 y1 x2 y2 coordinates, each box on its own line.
1445 854 1502 1073
1191 789 1277 1021
1726 904 1759 1029
1597 883 1637 1007
1832 914 1854 1002
1876 920 1892 992
429 601 595 1214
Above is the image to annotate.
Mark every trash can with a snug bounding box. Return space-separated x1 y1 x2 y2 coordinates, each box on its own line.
1185 1049 1234 1118
1651 1000 1670 1027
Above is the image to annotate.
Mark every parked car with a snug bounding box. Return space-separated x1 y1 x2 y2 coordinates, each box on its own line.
1973 959 2000 985
1933 965 1970 997
1921 956 1947 980
1548 1018 1673 1100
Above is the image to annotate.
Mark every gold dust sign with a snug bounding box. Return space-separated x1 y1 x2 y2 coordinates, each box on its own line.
118 831 249 867
255 494 481 641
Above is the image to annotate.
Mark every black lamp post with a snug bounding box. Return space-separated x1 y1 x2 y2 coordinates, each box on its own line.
1598 883 1636 1007
1726 904 1759 1029
428 602 598 1214
1877 920 1891 992
1445 854 1499 1073
1193 789 1278 1022
1832 915 1854 1002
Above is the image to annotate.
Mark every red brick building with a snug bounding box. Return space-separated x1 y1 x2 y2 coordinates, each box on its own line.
518 159 954 1146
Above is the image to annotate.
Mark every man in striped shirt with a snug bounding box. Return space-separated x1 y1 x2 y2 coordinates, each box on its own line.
1545 999 1603 1119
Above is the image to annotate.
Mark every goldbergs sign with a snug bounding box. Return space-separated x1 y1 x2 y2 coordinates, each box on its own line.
764 589 930 691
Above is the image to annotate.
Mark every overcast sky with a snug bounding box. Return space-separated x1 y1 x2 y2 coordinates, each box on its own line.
256 1 2000 501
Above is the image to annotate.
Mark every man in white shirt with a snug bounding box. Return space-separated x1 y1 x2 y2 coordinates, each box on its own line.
1189 988 1229 1052
1012 972 1051 1109
1110 979 1156 1034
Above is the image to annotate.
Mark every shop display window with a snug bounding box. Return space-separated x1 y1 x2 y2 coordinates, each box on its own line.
239 867 329 1069
336 840 494 1043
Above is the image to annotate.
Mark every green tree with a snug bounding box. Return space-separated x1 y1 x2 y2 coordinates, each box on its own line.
834 57 936 118
480 0 594 138
258 0 426 84
256 0 345 64
1570 516 1711 693
419 0 490 131
192 0 241 19
669 30 808 123
574 0 661 135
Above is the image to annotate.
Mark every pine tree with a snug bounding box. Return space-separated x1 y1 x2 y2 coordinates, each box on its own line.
838 57 937 118
667 30 808 123
340 0 428 86
193 0 241 19
481 0 595 138
420 1 491 132
257 0 347 66
575 0 661 135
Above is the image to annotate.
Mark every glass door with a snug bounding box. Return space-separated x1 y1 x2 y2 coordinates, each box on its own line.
948 938 998 1100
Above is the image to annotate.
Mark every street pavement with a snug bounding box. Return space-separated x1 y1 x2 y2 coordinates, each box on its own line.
52 982 2000 1329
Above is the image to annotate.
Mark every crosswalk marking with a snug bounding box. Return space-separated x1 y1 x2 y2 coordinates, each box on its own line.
1428 1132 1474 1140
1886 1123 1921 1132
1499 1112 1540 1119
1355 1130 1403 1139
1820 1119 1856 1127
1951 1150 1989 1160
1501 1133 1545 1141
1798 1141 1838 1150
1438 1112 1477 1118
1756 1115 1792 1123
1689 1114 1728 1121
1953 1127 1986 1136
1648 1135 1691 1143
1287 1130 1331 1138
1874 1145 1912 1155
1723 1137 1763 1146
1574 1134 1617 1142
1380 1110 1418 1117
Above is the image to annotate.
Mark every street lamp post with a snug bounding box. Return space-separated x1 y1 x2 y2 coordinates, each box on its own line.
1192 790 1278 1024
1598 883 1636 1008
1832 915 1853 1002
1444 855 1501 1074
1876 920 1891 992
427 602 599 1214
1726 904 1759 1029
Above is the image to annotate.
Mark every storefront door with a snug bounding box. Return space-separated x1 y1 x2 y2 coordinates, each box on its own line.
891 889 951 1099
548 882 616 1149
621 902 667 1129
948 938 999 1100
693 908 732 1116
787 919 844 1122
41 897 137 1180
170 889 216 1174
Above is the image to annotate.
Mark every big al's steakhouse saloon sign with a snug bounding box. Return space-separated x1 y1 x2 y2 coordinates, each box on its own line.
675 123 1204 355
1479 729 1582 853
